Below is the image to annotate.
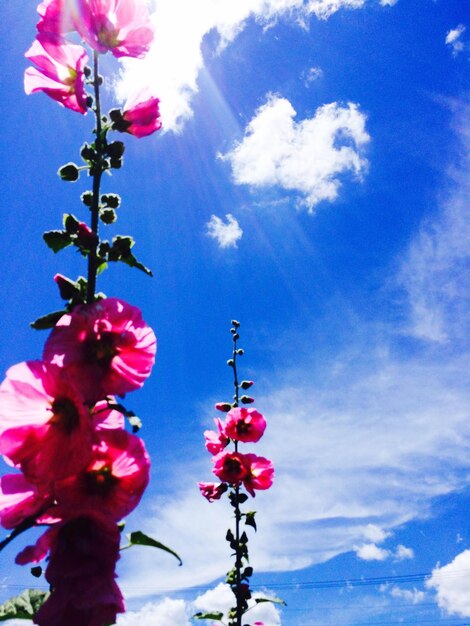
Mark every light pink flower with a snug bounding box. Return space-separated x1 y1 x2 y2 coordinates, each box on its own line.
0 474 52 530
0 361 94 482
43 297 157 402
24 36 88 114
73 0 154 58
36 0 75 42
198 481 228 503
54 429 150 521
212 451 248 485
240 453 274 497
122 92 162 138
32 514 124 626
223 407 266 443
204 418 229 455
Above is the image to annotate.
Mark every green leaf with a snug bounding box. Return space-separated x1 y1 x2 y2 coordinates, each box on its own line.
54 275 81 300
127 531 182 566
58 162 79 182
30 310 66 330
254 596 286 607
245 511 257 532
63 213 80 234
0 589 50 621
120 252 153 276
192 611 224 621
43 230 72 253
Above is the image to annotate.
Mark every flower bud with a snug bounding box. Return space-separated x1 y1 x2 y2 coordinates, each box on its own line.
227 359 234 367
240 380 254 389
231 320 240 328
240 395 255 404
58 162 79 182
215 402 232 413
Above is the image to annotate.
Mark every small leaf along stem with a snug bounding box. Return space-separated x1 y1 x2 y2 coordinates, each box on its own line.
86 51 104 304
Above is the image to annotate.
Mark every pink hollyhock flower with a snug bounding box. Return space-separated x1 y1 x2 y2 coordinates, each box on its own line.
212 451 248 485
0 361 94 482
240 453 274 497
198 481 228 503
24 36 88 114
204 418 229 455
121 92 162 138
0 474 52 530
32 515 124 626
43 297 157 402
36 0 75 42
54 429 150 521
223 407 266 443
73 0 154 58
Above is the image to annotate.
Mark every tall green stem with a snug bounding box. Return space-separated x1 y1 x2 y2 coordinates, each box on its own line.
86 51 104 304
231 331 243 626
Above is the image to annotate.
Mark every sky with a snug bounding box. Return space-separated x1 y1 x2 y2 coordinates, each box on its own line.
1 0 470 624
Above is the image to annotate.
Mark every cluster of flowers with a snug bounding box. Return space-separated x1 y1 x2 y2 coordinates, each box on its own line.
199 403 274 502
0 297 156 626
24 0 162 137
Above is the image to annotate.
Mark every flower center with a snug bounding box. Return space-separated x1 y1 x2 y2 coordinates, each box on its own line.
50 396 81 433
98 27 120 49
84 332 118 368
84 465 118 496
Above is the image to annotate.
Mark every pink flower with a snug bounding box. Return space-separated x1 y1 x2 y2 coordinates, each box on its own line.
36 0 75 42
223 407 266 443
204 418 229 455
212 451 274 496
73 0 154 58
212 451 248 485
43 297 157 402
0 474 52 530
240 453 274 497
0 361 94 482
122 93 162 138
24 36 88 114
198 481 228 503
54 429 150 521
32 514 124 626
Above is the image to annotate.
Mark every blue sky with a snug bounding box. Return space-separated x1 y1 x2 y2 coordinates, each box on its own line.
1 0 470 624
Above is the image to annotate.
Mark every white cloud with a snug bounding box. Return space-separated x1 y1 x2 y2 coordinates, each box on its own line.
427 550 470 617
117 598 190 626
389 586 425 604
380 0 398 6
207 213 243 248
117 584 281 626
362 524 390 543
220 95 369 211
355 543 390 561
117 0 393 131
445 24 466 56
395 544 414 560
194 583 282 625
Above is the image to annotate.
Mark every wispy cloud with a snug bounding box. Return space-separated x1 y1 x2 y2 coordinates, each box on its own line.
303 65 324 86
117 0 395 131
398 101 470 342
207 213 243 248
220 95 370 211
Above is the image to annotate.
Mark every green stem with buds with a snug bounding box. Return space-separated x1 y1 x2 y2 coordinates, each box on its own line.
86 51 104 304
